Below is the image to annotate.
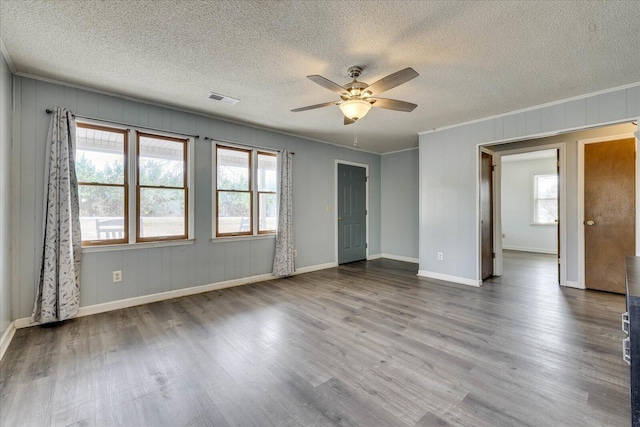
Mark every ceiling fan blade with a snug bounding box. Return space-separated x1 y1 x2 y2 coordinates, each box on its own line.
366 68 419 95
369 97 417 112
344 117 356 125
307 75 349 95
291 101 338 112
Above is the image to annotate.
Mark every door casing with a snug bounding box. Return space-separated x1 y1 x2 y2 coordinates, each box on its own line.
335 160 369 264
490 143 567 286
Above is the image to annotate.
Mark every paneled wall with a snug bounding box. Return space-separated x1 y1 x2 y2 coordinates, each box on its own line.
419 84 640 285
12 76 381 319
381 149 419 261
0 54 12 337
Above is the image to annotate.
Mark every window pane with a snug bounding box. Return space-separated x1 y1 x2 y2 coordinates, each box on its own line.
258 154 277 192
218 191 251 234
139 135 185 187
76 127 125 184
78 185 125 240
140 188 185 237
536 199 558 223
217 148 250 190
536 175 557 198
258 193 277 231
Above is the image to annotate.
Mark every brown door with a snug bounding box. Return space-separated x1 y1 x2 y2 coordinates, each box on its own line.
584 138 635 293
481 151 493 280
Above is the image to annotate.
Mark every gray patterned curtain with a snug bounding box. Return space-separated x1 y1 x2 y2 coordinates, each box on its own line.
272 150 294 276
32 107 81 323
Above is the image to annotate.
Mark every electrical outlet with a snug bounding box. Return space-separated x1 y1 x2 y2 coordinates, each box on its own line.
294 250 298 258
113 271 122 282
437 252 443 260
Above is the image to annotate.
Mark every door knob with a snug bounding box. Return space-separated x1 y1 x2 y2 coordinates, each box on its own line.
338 216 343 221
586 220 595 226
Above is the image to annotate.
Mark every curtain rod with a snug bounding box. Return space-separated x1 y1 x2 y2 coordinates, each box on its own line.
45 109 200 139
203 136 294 154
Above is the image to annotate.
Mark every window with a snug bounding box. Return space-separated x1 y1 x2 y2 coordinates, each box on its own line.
76 124 129 245
76 122 191 246
137 133 188 241
533 174 558 224
257 152 277 233
215 145 277 237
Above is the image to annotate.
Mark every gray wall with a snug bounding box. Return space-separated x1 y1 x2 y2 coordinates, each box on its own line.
0 54 12 336
419 84 640 284
381 149 419 260
501 157 557 254
12 76 381 319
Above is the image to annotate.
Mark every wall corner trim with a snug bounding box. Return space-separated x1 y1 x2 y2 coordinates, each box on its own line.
0 321 17 361
13 262 339 331
417 270 482 287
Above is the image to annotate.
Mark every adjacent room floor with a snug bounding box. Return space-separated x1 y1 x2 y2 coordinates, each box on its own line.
0 256 630 426
495 249 559 288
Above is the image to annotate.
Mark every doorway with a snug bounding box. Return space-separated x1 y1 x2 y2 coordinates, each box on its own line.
500 149 559 285
336 162 368 264
485 143 566 286
579 136 636 293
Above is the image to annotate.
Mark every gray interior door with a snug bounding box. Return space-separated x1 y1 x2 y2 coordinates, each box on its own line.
338 163 366 264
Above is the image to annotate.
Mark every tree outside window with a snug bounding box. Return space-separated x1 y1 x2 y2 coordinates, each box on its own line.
76 123 190 245
215 145 277 237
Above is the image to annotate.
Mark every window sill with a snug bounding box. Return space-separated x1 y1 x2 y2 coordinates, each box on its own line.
530 223 558 226
211 234 276 243
82 239 195 253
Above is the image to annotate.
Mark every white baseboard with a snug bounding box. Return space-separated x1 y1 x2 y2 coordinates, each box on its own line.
367 253 382 260
294 262 338 274
417 270 482 287
565 280 585 289
502 246 558 255
381 253 419 263
0 321 16 361
13 262 338 330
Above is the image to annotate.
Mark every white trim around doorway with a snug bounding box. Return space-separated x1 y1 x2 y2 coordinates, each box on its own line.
491 143 567 287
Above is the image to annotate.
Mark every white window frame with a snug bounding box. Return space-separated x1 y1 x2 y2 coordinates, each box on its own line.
212 142 278 239
532 173 558 225
77 118 195 251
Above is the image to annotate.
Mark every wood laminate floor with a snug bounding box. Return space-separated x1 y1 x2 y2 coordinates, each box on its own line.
0 253 630 426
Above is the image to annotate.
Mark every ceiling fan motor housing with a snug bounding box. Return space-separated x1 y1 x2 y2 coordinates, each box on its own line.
341 82 371 99
347 66 363 79
343 67 370 98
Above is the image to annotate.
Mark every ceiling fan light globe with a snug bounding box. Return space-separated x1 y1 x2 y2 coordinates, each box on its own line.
339 99 372 120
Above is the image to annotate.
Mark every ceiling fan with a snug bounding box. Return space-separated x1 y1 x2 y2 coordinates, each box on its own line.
291 66 419 125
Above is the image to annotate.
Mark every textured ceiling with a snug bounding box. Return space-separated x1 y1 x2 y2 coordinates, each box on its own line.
1 1 639 153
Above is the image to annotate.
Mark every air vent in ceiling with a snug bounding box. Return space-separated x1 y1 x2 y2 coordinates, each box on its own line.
209 92 239 105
